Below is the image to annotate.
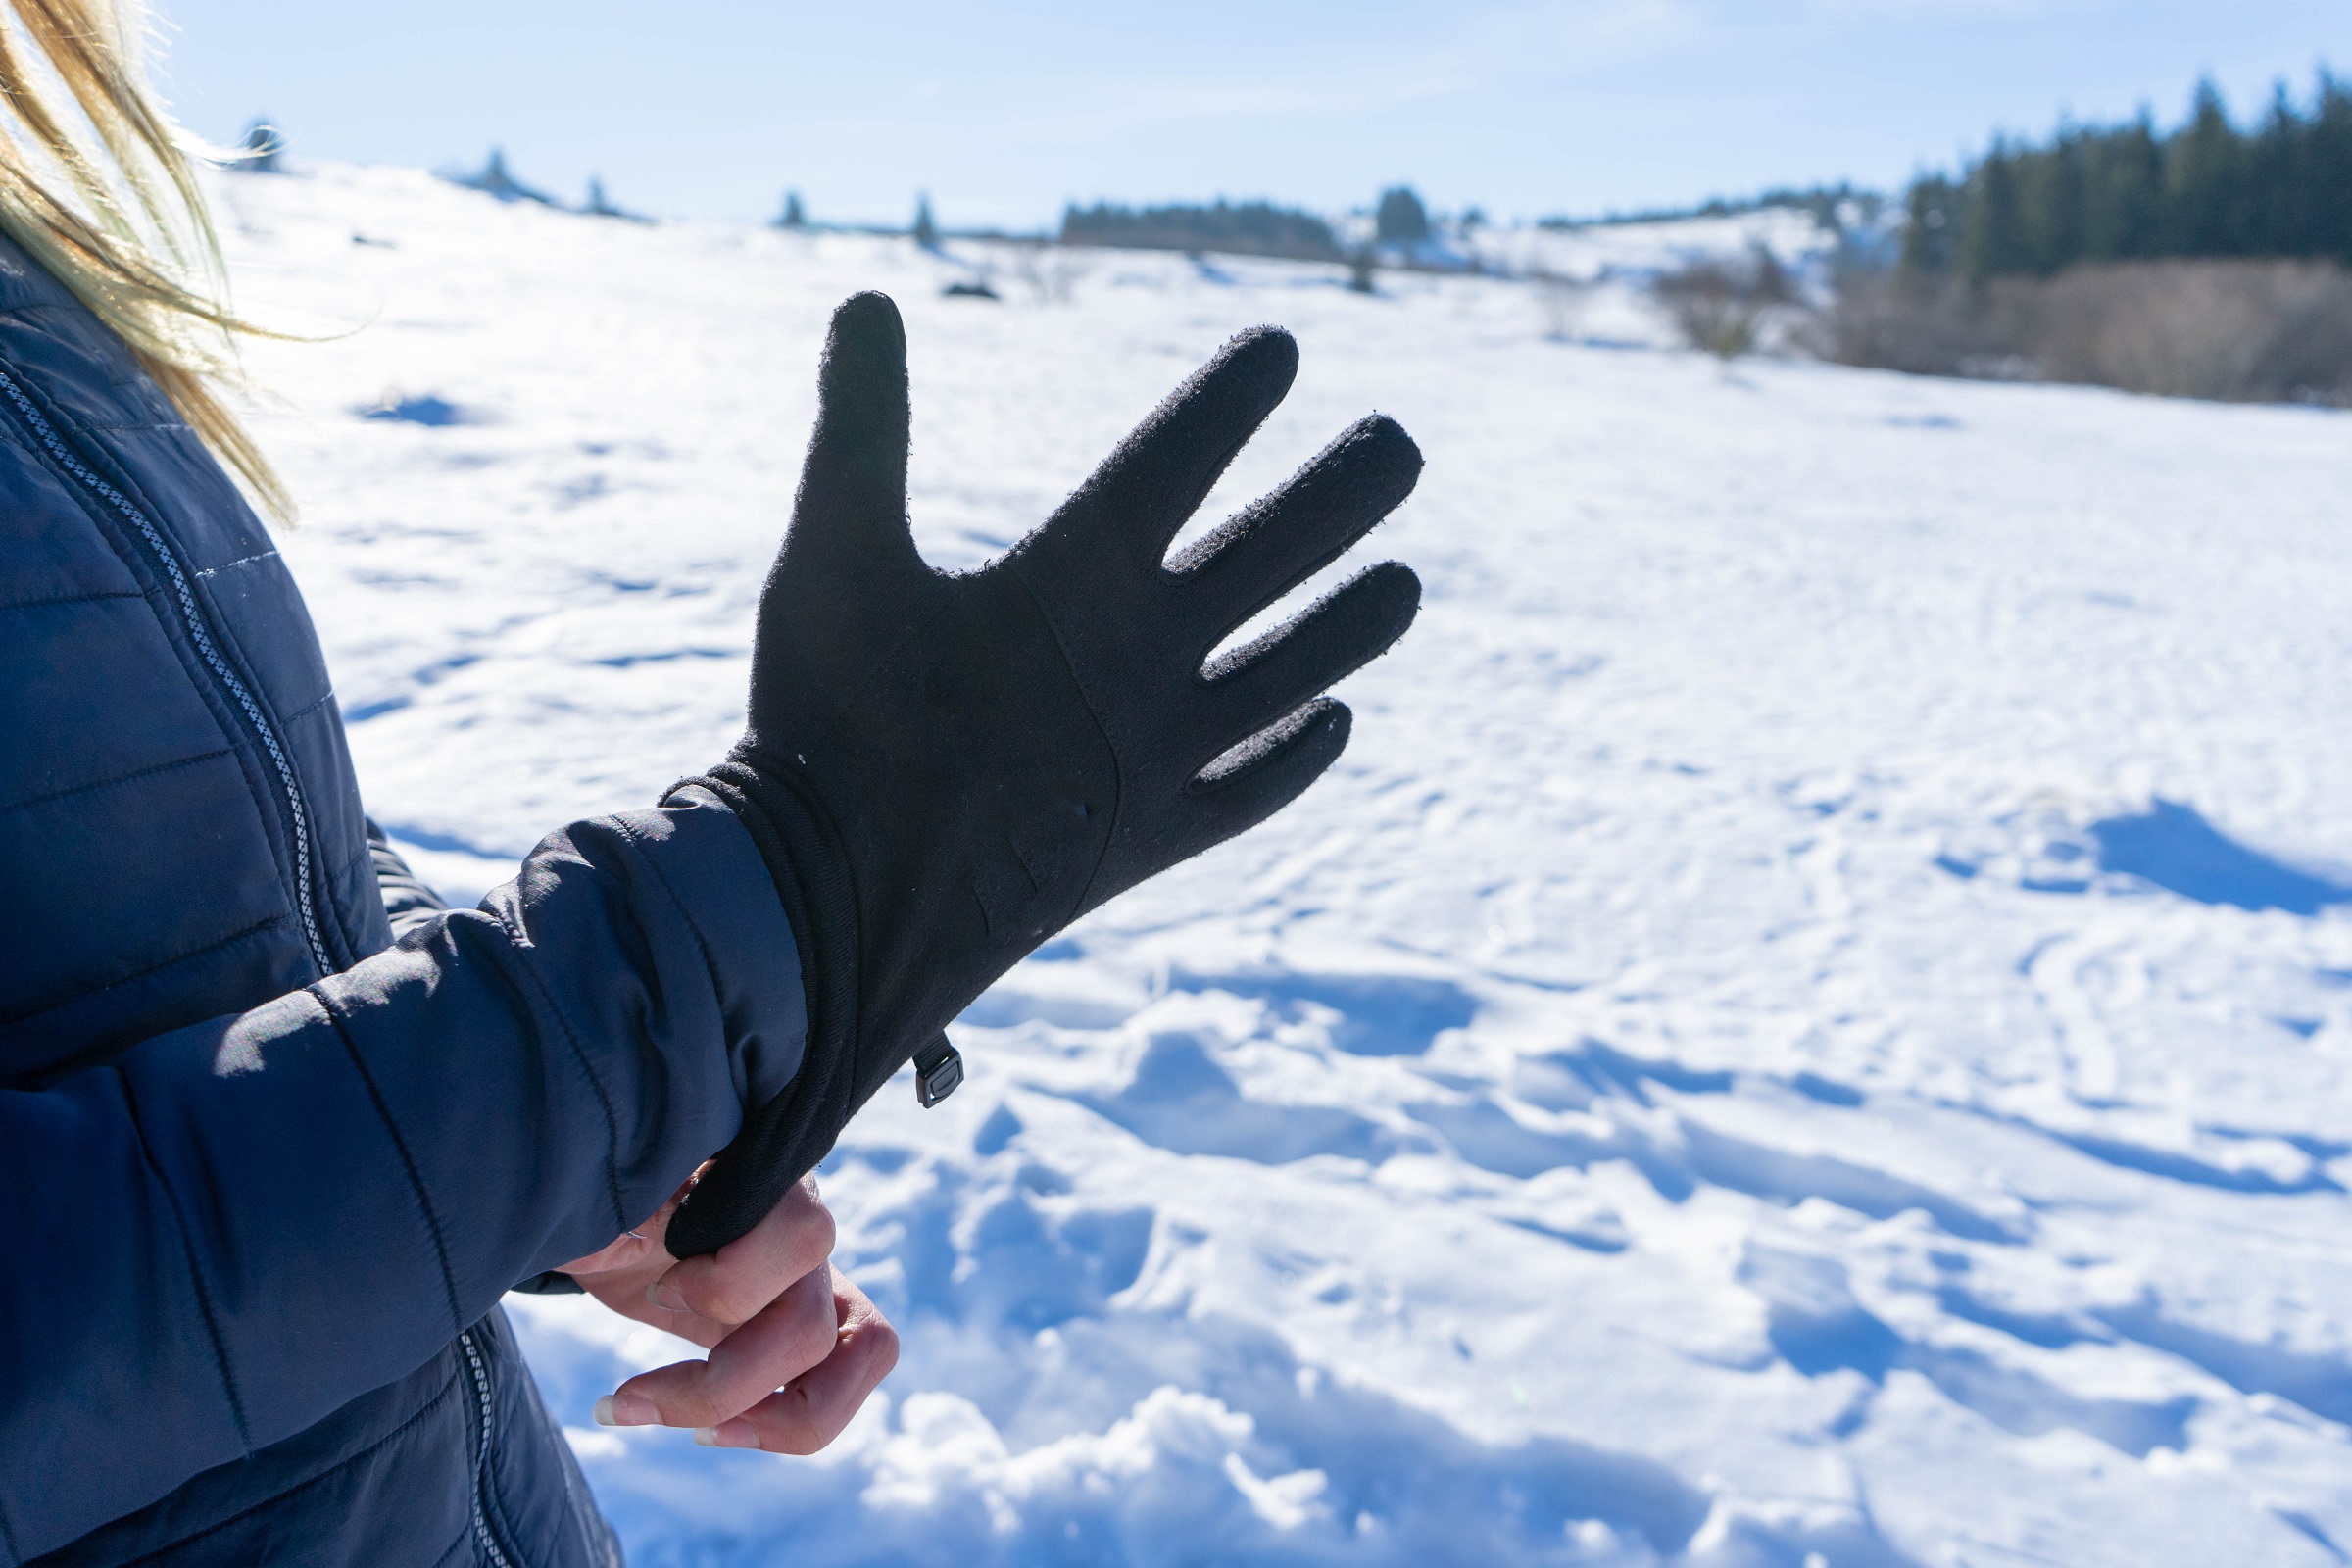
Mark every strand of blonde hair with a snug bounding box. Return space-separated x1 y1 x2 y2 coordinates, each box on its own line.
0 0 289 518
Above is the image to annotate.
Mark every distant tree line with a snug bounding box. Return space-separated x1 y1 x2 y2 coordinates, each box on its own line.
1541 182 1884 232
1059 200 1341 261
1904 73 2352 279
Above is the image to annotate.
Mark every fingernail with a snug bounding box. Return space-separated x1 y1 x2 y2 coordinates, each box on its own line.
694 1422 753 1448
594 1394 656 1427
646 1280 688 1312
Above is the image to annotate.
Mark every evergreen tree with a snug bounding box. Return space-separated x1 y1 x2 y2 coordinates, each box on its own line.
1375 186 1429 247
1900 175 1964 274
2164 78 2248 256
2248 82 2311 256
1906 71 2352 279
1058 200 1341 261
2017 127 2088 272
1954 141 2029 279
451 148 556 207
912 194 939 248
2310 72 2352 264
778 190 807 228
2080 113 2162 262
576 177 647 222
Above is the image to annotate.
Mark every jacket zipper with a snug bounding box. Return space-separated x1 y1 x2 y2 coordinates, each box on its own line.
0 363 532 1556
0 361 526 1560
459 1327 521 1568
0 366 334 977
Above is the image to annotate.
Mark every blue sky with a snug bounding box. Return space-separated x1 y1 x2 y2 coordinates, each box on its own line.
158 1 2352 229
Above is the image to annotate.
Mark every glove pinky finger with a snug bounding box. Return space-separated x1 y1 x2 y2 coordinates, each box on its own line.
1179 697 1352 854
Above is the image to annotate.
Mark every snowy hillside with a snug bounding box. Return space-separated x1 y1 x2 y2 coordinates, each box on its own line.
214 163 2352 1567
1460 205 1836 285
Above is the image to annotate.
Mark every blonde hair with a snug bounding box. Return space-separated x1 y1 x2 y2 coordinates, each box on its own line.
0 0 289 517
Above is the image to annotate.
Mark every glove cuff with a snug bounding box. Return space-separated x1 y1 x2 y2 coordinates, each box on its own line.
660 755 862 1256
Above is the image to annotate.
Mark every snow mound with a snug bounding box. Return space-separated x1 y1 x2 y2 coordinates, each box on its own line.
216 163 2352 1567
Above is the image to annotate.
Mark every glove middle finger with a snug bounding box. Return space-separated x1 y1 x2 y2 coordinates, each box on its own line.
1166 413 1422 643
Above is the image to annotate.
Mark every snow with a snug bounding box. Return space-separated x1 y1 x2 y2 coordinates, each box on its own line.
213 163 2352 1566
1459 206 1836 284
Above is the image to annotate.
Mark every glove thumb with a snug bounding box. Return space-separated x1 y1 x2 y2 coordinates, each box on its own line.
790 292 918 577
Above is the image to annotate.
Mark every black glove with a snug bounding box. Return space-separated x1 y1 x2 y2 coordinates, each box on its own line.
669 292 1421 1257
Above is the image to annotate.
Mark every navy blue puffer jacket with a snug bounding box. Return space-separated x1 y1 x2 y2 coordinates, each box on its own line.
0 231 808 1564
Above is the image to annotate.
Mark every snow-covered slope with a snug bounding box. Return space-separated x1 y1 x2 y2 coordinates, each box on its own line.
1462 206 1836 283
212 164 2352 1567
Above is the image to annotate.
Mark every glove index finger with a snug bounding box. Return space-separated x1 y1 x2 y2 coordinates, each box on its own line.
1024 325 1298 571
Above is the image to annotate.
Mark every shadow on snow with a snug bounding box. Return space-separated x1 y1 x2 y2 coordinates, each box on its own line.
2089 800 2352 915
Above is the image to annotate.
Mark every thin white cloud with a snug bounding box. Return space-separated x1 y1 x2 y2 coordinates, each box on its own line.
889 0 1704 156
1801 0 2077 15
1456 0 1714 75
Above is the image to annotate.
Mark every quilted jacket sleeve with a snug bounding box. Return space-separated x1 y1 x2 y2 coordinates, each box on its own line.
365 816 453 941
0 789 806 1564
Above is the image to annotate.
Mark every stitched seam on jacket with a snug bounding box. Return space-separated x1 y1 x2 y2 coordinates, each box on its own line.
74 395 332 970
101 1358 466 1568
0 586 141 613
490 891 629 1238
320 836 380 914
0 746 233 816
276 688 336 726
618 806 743 1027
0 691 332 821
611 809 741 1192
0 685 330 821
0 367 332 978
0 916 284 1031
424 1527 474 1568
108 1062 255 1453
316 995 467 1338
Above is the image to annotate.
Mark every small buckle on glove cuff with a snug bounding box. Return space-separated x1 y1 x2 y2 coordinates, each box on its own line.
914 1037 963 1108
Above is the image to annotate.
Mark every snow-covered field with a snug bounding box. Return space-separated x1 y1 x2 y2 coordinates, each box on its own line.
1457 205 1836 284
215 164 2352 1567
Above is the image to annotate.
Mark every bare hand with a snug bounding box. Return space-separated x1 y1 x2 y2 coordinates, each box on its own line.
559 1171 898 1453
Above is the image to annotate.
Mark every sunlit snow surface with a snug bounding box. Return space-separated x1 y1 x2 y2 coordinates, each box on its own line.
216 166 2352 1567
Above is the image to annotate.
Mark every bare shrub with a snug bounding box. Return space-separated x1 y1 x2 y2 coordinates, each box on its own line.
1989 260 2352 403
1815 257 2352 404
1005 241 1089 305
1800 270 2002 376
1531 269 1598 340
1654 245 1799 358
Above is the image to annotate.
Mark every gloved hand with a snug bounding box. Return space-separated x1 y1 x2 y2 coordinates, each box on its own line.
671 291 1421 1257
